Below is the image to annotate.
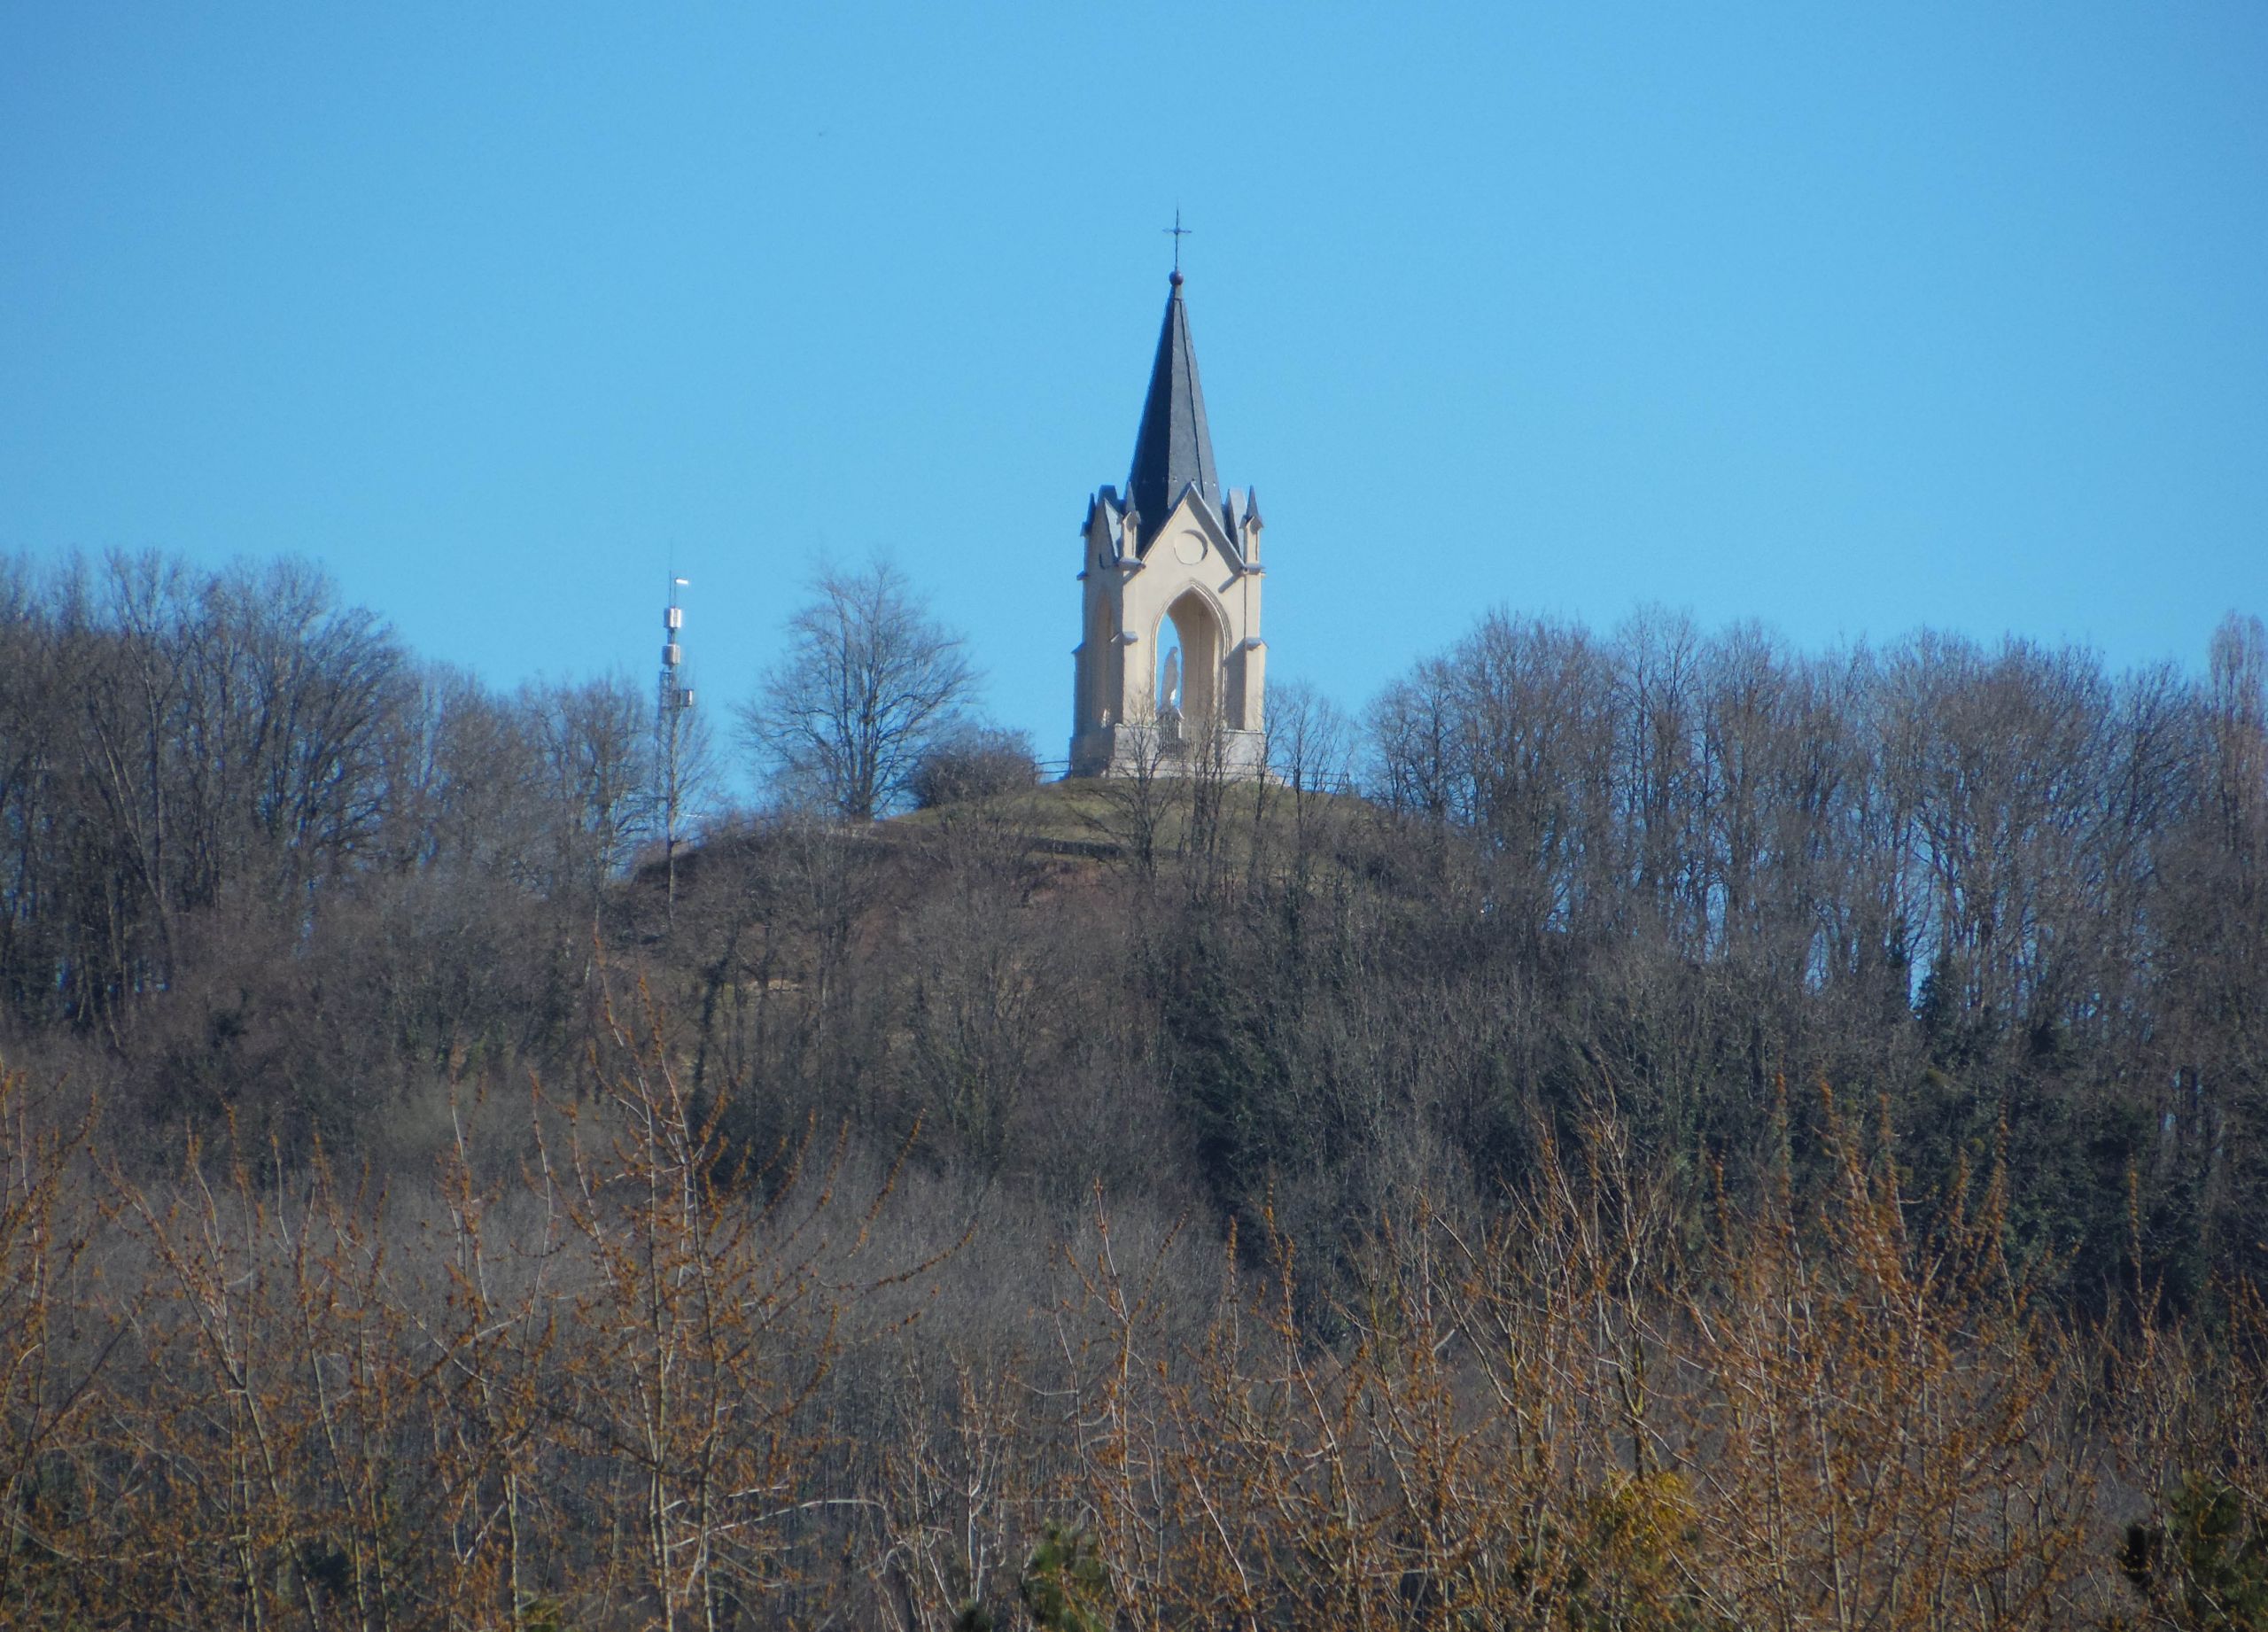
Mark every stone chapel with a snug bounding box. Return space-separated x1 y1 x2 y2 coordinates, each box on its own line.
1068 268 1268 778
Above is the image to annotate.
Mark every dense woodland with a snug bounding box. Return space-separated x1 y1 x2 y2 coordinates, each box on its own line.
4 548 2267 1627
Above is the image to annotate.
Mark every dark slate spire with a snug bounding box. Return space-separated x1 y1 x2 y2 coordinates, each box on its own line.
1127 269 1219 548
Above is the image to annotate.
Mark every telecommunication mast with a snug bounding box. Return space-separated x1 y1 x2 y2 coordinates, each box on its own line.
658 576 695 922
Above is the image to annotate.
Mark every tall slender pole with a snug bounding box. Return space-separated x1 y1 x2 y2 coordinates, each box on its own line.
658 576 693 928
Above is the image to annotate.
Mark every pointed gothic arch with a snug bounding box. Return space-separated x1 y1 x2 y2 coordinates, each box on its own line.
1156 587 1226 728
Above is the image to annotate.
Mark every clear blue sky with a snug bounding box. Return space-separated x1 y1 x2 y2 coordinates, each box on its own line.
5 4 2264 765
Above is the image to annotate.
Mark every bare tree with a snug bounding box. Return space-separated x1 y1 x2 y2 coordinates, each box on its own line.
1252 679 1342 879
741 561 978 823
1086 710 1175 882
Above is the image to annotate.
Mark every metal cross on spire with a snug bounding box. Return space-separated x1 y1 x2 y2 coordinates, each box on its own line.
1164 207 1192 275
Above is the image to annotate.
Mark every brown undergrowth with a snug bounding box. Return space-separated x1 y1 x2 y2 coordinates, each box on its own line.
2 1032 2261 1628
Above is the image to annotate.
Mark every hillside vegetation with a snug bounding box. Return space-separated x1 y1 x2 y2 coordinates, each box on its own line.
3 549 2266 1627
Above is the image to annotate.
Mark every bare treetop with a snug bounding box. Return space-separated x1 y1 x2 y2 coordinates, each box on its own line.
740 559 979 821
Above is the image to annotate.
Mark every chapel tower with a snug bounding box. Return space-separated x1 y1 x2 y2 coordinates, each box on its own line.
1068 268 1268 778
